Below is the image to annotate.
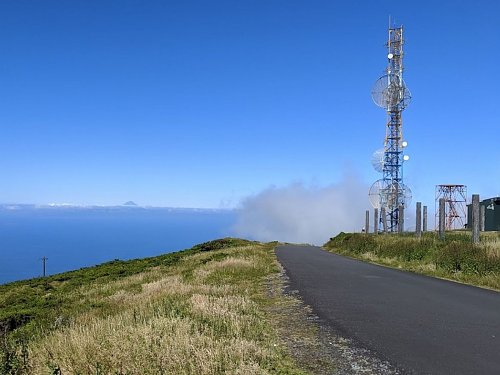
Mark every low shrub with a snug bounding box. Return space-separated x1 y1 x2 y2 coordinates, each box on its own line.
435 241 500 275
326 232 376 255
192 238 255 252
376 237 433 262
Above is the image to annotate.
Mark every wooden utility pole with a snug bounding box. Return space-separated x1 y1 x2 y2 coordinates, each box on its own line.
41 256 48 277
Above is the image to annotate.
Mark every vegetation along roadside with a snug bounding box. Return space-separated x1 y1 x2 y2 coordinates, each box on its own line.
1 238 325 375
324 231 500 291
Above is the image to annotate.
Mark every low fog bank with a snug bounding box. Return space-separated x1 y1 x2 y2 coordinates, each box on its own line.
233 175 370 245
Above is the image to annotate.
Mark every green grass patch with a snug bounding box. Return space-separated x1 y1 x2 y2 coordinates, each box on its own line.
1 238 307 375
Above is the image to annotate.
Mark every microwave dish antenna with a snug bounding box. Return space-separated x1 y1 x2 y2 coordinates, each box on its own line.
371 148 385 172
371 74 411 110
369 179 412 210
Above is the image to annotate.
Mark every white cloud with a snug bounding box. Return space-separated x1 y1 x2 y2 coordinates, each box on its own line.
232 173 370 245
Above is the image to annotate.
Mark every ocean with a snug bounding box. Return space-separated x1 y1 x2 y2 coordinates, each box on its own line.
0 205 237 285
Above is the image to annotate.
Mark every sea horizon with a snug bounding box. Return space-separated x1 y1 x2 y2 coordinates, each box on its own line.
0 204 237 285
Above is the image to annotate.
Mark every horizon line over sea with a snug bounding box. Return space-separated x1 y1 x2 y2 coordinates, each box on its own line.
0 204 237 285
0 201 237 211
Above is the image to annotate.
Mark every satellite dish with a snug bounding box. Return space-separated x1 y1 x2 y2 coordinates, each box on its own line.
371 148 385 172
369 179 412 210
371 74 411 110
369 179 385 209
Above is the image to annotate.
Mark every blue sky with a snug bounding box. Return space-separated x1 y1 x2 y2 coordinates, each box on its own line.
0 0 498 208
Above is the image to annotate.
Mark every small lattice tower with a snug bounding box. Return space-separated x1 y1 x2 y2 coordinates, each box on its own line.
435 185 467 230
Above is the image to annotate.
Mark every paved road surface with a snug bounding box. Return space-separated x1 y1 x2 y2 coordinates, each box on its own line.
276 245 500 375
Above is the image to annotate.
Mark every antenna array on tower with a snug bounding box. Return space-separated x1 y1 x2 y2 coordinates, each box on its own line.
369 23 412 232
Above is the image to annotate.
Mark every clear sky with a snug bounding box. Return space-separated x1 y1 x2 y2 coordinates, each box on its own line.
0 0 498 208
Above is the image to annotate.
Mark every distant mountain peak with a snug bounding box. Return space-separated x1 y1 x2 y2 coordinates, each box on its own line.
123 201 138 206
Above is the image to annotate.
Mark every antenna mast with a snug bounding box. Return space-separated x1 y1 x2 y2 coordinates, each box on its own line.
369 22 412 232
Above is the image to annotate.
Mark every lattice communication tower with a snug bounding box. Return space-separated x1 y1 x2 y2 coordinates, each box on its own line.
435 185 467 230
369 23 412 232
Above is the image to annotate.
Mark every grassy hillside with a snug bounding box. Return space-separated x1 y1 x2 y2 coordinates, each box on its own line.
324 231 500 290
1 238 307 375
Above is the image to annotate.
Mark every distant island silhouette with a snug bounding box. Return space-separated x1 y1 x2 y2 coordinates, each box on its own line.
122 201 138 206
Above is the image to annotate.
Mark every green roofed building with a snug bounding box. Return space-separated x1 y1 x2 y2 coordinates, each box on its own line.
467 197 500 231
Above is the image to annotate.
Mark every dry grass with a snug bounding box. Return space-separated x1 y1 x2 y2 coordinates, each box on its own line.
480 233 500 258
21 243 304 374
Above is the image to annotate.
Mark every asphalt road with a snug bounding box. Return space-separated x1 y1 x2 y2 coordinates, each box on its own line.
275 245 500 375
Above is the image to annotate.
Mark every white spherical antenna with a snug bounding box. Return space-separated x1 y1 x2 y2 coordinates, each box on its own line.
371 74 411 110
403 155 410 161
401 141 408 148
388 53 394 59
371 148 385 172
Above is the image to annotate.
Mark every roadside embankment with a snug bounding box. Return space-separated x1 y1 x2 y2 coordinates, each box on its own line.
1 238 314 374
324 231 500 291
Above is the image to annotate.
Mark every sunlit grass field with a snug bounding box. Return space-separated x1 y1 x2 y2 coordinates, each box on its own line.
1 239 306 374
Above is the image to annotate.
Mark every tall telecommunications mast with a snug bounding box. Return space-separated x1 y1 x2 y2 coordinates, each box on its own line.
369 22 412 232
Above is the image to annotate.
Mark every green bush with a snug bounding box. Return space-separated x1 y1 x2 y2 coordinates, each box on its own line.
0 330 30 375
326 232 376 254
435 241 500 275
375 237 433 262
192 238 255 252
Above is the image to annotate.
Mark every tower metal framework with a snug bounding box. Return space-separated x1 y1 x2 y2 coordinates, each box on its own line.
369 23 412 232
435 185 467 230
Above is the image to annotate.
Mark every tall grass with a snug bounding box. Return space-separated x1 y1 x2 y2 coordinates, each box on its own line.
324 232 500 290
480 232 500 258
1 239 305 375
